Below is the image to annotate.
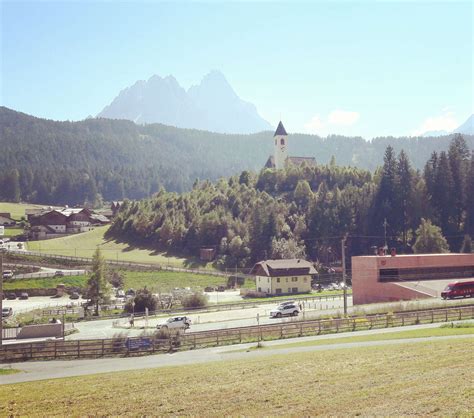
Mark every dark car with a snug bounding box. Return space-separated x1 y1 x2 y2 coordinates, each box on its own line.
125 288 136 296
54 270 65 277
19 292 29 300
6 293 17 300
69 292 80 300
216 285 226 292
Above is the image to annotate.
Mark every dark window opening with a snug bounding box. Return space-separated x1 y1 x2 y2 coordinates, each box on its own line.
379 265 474 282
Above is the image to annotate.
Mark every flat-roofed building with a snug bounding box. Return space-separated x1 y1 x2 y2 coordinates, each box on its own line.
351 253 474 304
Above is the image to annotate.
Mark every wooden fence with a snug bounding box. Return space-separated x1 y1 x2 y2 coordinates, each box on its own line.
1 304 473 363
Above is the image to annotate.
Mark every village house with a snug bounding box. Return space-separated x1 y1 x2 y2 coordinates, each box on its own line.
264 121 316 169
250 258 317 295
28 207 110 240
0 213 16 226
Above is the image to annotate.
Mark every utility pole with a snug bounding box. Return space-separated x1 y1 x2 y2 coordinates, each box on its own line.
383 218 388 254
341 234 348 315
0 251 4 346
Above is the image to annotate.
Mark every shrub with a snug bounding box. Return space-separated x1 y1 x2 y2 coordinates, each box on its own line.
124 287 158 313
181 292 208 309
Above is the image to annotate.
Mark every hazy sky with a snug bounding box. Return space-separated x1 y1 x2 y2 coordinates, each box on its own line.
1 1 472 138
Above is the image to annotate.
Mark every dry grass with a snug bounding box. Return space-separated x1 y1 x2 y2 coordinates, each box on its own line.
0 338 472 416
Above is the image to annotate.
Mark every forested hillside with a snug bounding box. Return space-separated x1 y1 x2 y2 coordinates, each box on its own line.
110 136 474 265
1 106 473 206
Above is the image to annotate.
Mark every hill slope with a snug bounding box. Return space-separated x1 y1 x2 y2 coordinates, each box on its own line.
1 106 472 205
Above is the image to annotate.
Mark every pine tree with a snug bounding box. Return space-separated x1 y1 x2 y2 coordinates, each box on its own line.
86 248 110 316
413 219 449 254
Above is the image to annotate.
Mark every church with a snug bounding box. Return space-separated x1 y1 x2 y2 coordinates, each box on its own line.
264 121 316 169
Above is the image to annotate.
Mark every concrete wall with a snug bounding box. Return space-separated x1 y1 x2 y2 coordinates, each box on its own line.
17 323 63 339
351 253 474 305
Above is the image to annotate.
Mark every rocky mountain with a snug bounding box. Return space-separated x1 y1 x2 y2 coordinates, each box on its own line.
97 71 272 134
454 114 474 135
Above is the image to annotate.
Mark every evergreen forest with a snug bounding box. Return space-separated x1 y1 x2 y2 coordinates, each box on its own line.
110 135 474 266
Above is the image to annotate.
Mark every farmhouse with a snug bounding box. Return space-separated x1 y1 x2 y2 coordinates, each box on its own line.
0 212 16 226
250 258 317 295
351 253 474 304
264 121 316 169
28 207 109 240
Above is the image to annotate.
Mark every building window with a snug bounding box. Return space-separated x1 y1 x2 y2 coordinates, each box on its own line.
281 138 285 145
304 278 307 282
276 288 282 294
288 288 291 293
292 277 298 282
258 287 261 292
275 139 277 145
276 278 280 283
292 287 298 293
286 278 288 282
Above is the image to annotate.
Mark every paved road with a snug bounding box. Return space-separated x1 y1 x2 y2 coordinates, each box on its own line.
66 298 353 340
1 322 472 384
2 296 81 315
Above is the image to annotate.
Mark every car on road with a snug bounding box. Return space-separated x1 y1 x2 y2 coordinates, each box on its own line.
156 316 191 331
126 288 136 296
6 293 17 300
116 289 125 298
19 292 29 300
69 292 80 300
270 303 300 318
2 270 14 279
54 270 65 277
2 307 13 317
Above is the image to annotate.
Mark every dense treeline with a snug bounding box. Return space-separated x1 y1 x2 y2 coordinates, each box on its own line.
1 106 473 206
110 135 474 266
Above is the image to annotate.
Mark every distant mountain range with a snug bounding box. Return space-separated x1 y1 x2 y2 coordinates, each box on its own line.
422 114 474 137
97 71 272 134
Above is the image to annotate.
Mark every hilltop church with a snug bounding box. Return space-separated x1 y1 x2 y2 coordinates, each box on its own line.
264 121 316 169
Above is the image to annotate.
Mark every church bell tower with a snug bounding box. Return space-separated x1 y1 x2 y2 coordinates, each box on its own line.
274 121 288 169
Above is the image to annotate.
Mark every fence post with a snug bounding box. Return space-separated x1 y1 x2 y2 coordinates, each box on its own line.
459 309 462 320
352 319 356 331
318 321 321 335
54 340 57 359
102 339 105 357
445 310 448 322
194 333 197 349
239 329 241 344
431 310 434 323
216 333 219 346
77 340 81 358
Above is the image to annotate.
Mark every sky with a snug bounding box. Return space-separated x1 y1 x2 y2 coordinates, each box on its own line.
1 0 473 139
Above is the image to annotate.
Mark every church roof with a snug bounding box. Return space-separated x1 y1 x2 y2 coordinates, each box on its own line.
274 121 288 137
264 155 316 169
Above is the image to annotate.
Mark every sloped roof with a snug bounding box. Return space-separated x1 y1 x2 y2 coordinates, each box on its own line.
274 121 288 137
288 156 316 166
250 259 317 277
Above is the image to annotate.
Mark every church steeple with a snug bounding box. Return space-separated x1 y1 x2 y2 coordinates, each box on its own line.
273 121 288 169
274 121 288 137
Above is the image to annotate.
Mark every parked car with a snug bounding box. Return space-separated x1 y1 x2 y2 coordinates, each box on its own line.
441 281 474 299
270 303 300 318
125 288 136 296
19 292 29 300
156 316 191 331
278 300 296 307
116 289 125 298
2 270 14 279
6 293 16 300
2 307 13 318
69 292 80 300
54 270 64 277
204 286 216 292
216 285 226 292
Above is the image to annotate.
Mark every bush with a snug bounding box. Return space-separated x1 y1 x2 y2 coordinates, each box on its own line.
181 292 208 309
124 287 158 313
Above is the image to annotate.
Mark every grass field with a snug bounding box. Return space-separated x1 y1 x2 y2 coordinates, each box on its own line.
26 226 210 268
0 202 43 220
3 270 227 292
0 338 472 415
0 368 20 376
235 324 474 351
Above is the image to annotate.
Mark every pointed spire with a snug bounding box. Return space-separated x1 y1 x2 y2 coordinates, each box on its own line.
274 121 288 137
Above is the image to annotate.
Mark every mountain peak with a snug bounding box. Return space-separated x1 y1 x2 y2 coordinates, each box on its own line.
97 71 271 134
453 114 474 135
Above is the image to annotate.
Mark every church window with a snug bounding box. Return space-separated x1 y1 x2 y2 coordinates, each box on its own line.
281 138 285 145
275 139 277 145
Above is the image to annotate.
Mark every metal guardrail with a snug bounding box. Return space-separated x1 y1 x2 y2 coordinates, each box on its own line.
1 304 473 362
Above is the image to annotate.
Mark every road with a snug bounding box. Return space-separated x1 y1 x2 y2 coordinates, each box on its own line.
2 296 80 315
66 297 353 340
1 322 472 384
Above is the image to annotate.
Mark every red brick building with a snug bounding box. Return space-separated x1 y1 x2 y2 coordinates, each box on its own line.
351 253 474 304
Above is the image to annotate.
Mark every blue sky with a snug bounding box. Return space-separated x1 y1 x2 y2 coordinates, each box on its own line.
1 0 472 138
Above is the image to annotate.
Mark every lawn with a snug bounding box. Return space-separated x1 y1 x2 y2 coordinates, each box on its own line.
0 202 43 220
3 270 227 292
0 368 20 376
236 324 474 351
0 339 472 415
2 227 24 237
27 226 209 268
